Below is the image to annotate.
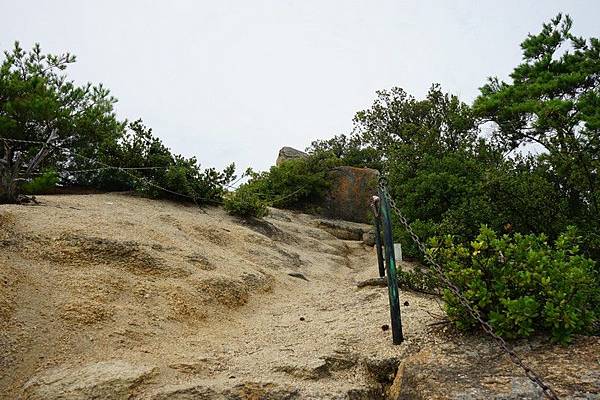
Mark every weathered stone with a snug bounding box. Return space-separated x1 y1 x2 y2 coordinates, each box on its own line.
273 359 330 380
151 383 220 400
356 276 388 288
153 381 374 400
362 231 376 247
225 382 300 399
276 147 308 166
315 219 372 241
287 272 309 281
363 356 400 385
387 336 600 400
167 358 225 376
321 166 379 223
274 354 359 381
346 387 385 400
237 216 295 243
22 360 157 400
321 354 360 372
317 221 362 240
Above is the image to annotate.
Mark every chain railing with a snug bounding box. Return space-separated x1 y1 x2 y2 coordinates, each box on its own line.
379 183 560 400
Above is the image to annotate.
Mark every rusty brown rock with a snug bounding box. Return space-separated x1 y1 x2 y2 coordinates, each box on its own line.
321 166 379 223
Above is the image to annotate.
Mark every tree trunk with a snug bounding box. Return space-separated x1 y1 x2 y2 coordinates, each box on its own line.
0 142 18 203
0 166 19 203
0 132 59 204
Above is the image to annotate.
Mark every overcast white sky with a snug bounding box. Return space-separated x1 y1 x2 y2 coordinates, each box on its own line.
2 1 599 172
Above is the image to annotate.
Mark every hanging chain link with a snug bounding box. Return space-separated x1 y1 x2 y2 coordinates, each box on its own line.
380 183 560 400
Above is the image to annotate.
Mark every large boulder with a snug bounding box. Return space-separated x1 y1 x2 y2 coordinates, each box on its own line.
321 166 379 223
276 146 308 166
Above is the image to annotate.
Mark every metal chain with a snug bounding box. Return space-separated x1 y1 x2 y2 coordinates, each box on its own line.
380 184 560 400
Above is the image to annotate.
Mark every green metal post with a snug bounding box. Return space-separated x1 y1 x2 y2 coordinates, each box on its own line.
379 187 404 344
371 199 385 278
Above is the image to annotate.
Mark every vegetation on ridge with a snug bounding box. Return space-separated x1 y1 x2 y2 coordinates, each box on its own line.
0 42 234 204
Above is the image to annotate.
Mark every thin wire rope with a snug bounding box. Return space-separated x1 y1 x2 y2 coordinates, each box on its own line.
30 166 170 175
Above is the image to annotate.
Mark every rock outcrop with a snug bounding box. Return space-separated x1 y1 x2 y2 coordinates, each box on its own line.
387 335 600 400
276 146 308 166
274 147 379 223
321 166 379 223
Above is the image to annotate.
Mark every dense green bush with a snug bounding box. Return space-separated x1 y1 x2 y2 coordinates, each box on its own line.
21 169 59 194
224 155 339 218
71 120 236 204
265 156 338 208
223 184 268 218
430 226 599 342
136 157 235 204
42 122 231 206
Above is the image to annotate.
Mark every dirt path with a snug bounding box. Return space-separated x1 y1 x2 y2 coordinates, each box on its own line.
0 193 441 399
148 242 440 398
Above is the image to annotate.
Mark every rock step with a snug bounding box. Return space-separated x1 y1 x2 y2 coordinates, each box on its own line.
21 355 402 400
150 381 385 400
315 219 375 245
22 360 157 400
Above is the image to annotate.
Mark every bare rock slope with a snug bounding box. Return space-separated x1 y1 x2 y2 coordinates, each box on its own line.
0 194 598 399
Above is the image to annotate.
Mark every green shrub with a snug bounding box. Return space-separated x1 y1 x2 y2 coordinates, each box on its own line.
393 218 439 260
21 170 59 194
397 266 440 295
74 121 235 204
430 226 599 343
223 184 268 218
135 157 235 204
232 155 339 212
